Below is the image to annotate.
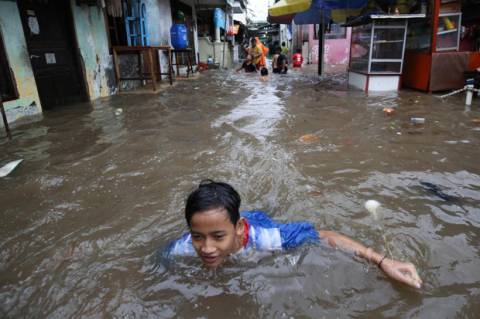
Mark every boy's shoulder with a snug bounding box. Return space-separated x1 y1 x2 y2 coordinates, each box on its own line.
163 210 320 258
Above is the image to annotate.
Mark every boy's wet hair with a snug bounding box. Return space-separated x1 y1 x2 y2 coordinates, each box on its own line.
185 180 241 227
261 68 268 76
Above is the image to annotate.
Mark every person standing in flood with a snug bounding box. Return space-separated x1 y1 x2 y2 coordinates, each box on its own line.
292 49 304 68
254 37 269 69
248 38 263 70
272 47 288 74
281 41 289 56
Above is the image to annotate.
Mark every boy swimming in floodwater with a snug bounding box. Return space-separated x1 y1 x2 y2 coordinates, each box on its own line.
164 180 423 289
260 67 269 81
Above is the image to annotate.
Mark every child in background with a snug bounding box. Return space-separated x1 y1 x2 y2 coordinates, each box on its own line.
260 67 269 81
281 41 289 56
292 49 304 68
236 55 257 73
272 47 288 74
162 180 423 289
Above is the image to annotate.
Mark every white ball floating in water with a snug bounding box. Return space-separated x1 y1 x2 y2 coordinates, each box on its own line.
365 200 381 217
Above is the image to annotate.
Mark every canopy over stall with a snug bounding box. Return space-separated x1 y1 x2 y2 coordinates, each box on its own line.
268 0 371 75
268 0 370 25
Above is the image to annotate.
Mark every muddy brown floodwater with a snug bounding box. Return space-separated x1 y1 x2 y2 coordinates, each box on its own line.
1 70 480 318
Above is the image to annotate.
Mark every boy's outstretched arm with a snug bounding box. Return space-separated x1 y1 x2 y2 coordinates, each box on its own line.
318 230 423 289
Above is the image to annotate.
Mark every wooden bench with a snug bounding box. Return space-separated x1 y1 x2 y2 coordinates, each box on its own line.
172 48 195 78
112 45 174 92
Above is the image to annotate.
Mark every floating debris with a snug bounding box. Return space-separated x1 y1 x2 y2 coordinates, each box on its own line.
420 181 456 202
383 107 395 115
0 159 23 178
365 199 381 219
309 190 323 197
299 134 319 143
411 117 425 125
115 108 123 116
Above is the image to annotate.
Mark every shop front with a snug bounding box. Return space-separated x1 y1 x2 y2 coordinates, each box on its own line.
346 14 425 92
402 0 480 92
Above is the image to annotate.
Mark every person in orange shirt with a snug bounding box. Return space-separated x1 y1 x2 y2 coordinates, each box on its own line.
255 37 269 69
248 38 263 69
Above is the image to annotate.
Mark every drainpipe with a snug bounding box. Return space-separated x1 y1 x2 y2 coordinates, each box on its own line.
222 6 227 68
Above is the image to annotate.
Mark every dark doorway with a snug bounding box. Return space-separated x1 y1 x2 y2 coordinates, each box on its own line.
171 0 196 54
17 0 87 109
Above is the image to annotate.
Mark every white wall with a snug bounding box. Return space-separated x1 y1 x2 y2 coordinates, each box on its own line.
198 37 233 68
146 0 173 46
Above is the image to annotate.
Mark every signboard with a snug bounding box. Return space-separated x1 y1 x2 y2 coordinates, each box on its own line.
45 53 56 64
214 8 226 30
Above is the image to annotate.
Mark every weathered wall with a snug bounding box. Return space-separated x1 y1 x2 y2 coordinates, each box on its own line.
0 0 42 125
198 37 233 68
307 24 351 73
146 0 173 46
145 0 173 71
71 2 116 98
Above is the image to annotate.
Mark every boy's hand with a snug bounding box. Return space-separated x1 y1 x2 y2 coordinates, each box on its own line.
380 258 423 289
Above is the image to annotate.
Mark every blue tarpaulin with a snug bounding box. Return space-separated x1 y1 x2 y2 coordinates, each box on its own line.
268 0 394 24
293 0 370 24
214 8 226 29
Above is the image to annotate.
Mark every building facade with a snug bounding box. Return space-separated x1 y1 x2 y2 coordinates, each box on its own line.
0 0 181 127
291 22 351 73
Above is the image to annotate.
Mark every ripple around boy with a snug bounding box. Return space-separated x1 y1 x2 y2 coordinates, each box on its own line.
163 180 423 289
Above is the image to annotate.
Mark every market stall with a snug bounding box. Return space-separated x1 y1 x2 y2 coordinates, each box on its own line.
403 0 480 92
346 14 425 92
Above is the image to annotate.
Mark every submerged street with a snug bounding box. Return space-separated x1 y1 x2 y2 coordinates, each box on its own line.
1 70 480 317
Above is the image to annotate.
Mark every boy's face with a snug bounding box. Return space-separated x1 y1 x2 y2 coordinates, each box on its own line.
189 208 244 268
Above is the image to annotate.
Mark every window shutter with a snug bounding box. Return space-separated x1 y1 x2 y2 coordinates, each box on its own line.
123 0 145 46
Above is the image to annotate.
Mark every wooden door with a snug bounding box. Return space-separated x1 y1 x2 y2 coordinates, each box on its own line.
17 0 87 109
